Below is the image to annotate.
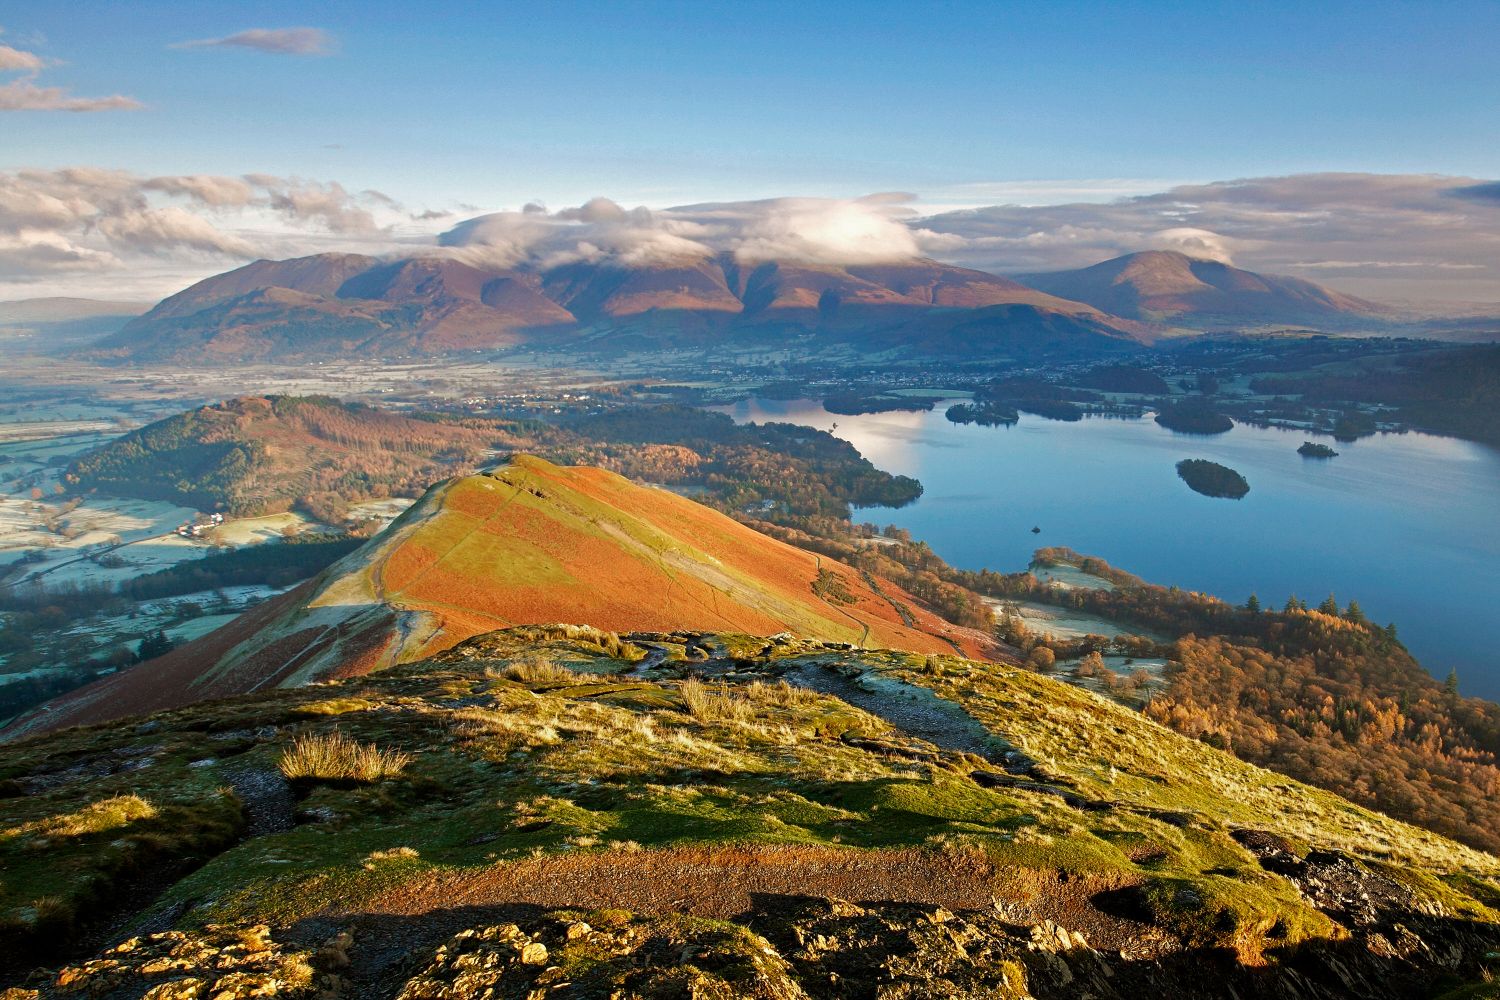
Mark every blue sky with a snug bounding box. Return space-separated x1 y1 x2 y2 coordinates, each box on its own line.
3 1 1500 303
5 0 1500 211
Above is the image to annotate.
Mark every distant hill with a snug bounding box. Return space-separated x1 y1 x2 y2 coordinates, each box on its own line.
63 395 925 523
12 456 996 735
65 395 538 519
0 296 150 350
1017 251 1388 328
93 252 1147 361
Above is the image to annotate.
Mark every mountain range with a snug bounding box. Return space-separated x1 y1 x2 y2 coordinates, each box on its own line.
87 252 1136 360
81 248 1399 363
0 296 150 350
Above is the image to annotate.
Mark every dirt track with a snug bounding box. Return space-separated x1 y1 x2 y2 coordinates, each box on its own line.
360 844 1000 920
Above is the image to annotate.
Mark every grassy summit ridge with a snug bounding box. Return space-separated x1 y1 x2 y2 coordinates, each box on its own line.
3 626 1498 996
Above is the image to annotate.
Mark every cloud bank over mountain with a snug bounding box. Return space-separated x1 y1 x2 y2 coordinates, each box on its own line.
435 194 944 269
920 173 1500 306
0 167 411 297
2 169 1498 307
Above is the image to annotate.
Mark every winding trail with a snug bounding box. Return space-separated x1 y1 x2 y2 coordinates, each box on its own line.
780 660 1012 764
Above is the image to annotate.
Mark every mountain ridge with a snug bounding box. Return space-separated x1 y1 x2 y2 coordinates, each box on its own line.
93 251 1149 361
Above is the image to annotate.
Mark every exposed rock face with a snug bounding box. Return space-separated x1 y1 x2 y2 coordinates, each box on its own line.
3 923 347 999
11 897 1495 999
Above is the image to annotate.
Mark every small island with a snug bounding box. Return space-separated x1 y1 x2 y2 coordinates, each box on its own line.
1155 401 1234 435
823 392 938 415
945 401 1019 426
1016 399 1084 422
1298 441 1339 458
1177 459 1250 499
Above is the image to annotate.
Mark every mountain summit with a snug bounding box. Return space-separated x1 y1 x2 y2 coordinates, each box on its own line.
1017 251 1387 327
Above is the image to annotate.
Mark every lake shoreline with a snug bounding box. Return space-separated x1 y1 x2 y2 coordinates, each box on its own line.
713 397 1500 699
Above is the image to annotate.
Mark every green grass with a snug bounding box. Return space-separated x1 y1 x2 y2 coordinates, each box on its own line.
3 626 1498 965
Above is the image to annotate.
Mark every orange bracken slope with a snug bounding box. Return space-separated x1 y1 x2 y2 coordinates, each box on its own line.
7 456 998 738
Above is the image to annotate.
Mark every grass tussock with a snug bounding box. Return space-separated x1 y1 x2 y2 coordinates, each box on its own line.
448 706 561 745
679 676 828 726
2 794 157 843
489 656 586 685
679 677 754 724
278 731 411 783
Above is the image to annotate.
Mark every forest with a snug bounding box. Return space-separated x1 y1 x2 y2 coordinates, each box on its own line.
1250 345 1500 445
965 550 1500 854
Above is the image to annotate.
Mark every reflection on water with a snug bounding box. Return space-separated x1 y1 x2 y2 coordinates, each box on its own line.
714 398 1500 699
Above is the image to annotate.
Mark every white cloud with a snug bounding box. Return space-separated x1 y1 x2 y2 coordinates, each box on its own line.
244 176 379 232
916 173 1500 303
438 193 930 269
1145 227 1236 263
0 167 403 297
730 195 923 264
439 197 716 268
7 170 1500 307
0 37 141 112
142 175 257 207
917 178 1182 211
0 231 119 275
0 43 43 73
172 27 335 56
95 206 257 257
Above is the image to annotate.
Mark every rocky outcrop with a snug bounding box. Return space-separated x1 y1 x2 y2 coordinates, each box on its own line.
11 896 1495 1000
3 923 350 999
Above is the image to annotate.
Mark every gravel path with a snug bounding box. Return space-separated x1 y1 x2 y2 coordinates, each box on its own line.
220 761 296 836
781 661 1014 764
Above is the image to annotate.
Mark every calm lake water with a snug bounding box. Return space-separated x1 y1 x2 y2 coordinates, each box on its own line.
714 399 1500 699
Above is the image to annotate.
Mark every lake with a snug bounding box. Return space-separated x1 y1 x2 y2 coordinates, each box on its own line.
713 399 1500 699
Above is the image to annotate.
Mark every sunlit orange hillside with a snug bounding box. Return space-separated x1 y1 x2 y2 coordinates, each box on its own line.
11 456 999 737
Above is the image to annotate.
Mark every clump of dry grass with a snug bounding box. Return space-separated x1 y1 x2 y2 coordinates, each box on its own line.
679 677 754 724
278 731 410 782
680 676 823 726
448 706 561 745
3 794 157 842
488 656 584 685
744 678 822 708
363 846 420 869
